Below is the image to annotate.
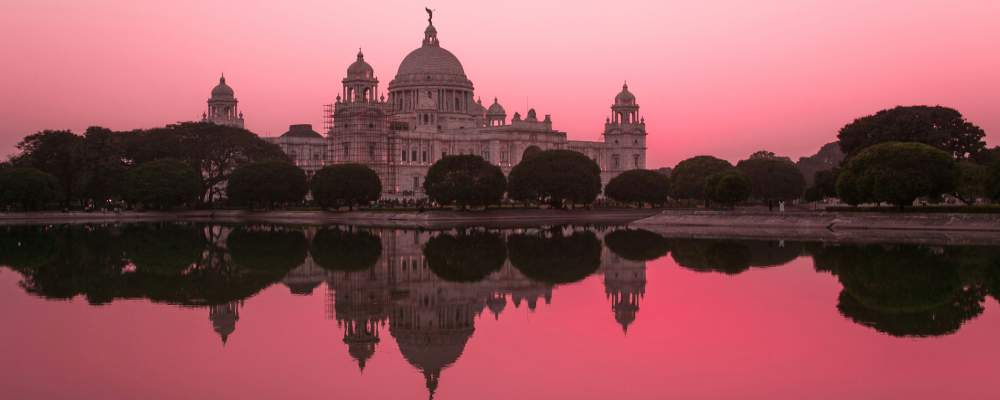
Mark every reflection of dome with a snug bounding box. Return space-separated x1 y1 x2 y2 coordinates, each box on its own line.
393 328 472 399
486 98 506 116
615 82 635 104
486 293 507 319
211 75 235 99
347 50 375 79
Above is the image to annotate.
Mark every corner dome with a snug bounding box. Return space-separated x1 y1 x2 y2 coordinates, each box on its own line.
486 98 506 116
211 75 235 99
615 82 636 104
347 50 375 80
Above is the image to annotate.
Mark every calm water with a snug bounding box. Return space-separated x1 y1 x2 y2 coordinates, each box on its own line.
2 223 999 399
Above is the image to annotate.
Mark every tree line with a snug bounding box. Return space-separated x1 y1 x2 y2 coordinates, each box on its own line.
2 105 998 211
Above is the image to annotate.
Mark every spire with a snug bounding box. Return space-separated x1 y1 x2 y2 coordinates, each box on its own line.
357 48 364 60
220 73 226 84
623 80 628 90
422 9 439 46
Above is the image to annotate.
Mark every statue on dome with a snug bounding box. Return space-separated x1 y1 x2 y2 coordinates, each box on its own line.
425 7 434 24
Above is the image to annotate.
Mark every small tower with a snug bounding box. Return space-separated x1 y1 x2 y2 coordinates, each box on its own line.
209 301 241 345
603 82 647 172
604 258 646 334
343 50 378 103
203 74 245 128
486 98 507 127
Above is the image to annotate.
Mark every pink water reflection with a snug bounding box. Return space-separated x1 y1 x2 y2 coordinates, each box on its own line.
2 250 999 400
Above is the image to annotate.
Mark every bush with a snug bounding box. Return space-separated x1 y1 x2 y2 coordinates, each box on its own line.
0 167 60 210
670 156 733 204
604 169 670 207
705 170 751 208
507 149 601 208
423 155 506 209
123 159 202 210
309 228 382 271
736 155 806 202
835 142 955 210
311 164 381 210
989 162 1000 202
227 161 308 209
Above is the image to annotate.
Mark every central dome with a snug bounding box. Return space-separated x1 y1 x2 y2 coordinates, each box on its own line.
396 46 466 78
389 23 473 90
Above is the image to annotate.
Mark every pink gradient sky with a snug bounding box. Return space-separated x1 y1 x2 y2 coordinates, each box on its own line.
1 0 997 167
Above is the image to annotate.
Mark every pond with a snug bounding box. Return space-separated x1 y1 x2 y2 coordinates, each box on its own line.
1 223 999 399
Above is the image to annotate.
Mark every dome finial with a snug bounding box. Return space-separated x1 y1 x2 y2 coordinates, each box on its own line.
220 73 225 84
623 80 628 90
357 48 364 59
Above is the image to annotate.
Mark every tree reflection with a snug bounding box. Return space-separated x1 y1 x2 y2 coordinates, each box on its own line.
508 229 601 284
310 227 382 271
424 230 506 282
604 229 670 262
671 239 802 274
812 244 986 337
122 223 206 274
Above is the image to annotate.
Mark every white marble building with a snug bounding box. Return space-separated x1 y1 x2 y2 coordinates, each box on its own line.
267 13 648 196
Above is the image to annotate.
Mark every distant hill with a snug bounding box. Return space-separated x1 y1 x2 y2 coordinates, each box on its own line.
797 142 844 186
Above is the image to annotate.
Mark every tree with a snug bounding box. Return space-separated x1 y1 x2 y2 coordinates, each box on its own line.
12 130 84 206
423 231 506 282
953 161 990 205
226 161 308 209
836 142 955 210
604 169 671 207
0 168 60 210
736 154 806 203
227 226 307 272
78 126 128 204
705 170 751 208
670 156 733 205
123 159 202 210
990 161 1000 202
123 122 289 203
837 105 986 160
507 149 601 208
423 155 506 209
310 164 381 210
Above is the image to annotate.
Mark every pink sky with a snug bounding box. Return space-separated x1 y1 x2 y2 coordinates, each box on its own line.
1 0 997 168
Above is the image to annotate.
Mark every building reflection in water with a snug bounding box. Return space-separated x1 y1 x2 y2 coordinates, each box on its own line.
6 223 1000 397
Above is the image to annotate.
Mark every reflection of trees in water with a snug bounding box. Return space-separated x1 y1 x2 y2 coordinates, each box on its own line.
310 227 382 272
423 230 506 282
671 239 802 275
508 229 602 284
811 244 991 337
604 229 670 262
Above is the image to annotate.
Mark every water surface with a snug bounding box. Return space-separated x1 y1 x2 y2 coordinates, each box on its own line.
1 223 999 399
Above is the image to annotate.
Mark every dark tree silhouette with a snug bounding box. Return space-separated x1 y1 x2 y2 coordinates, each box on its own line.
736 154 806 202
507 149 601 208
227 226 308 272
123 159 202 210
226 161 308 209
705 170 751 208
423 155 506 209
0 167 60 210
836 142 955 210
837 105 986 159
604 169 671 207
121 223 207 274
310 164 381 210
670 155 733 205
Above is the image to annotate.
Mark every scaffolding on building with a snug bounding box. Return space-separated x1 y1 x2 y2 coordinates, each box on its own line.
326 101 400 194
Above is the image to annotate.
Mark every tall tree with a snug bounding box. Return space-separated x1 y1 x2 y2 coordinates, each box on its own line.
226 161 308 209
604 169 671 207
836 142 956 210
12 130 84 206
78 126 128 203
705 170 751 208
507 149 601 208
837 106 987 160
310 164 381 210
124 122 289 203
0 168 61 210
736 153 806 203
123 159 202 210
423 155 506 209
670 155 733 205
